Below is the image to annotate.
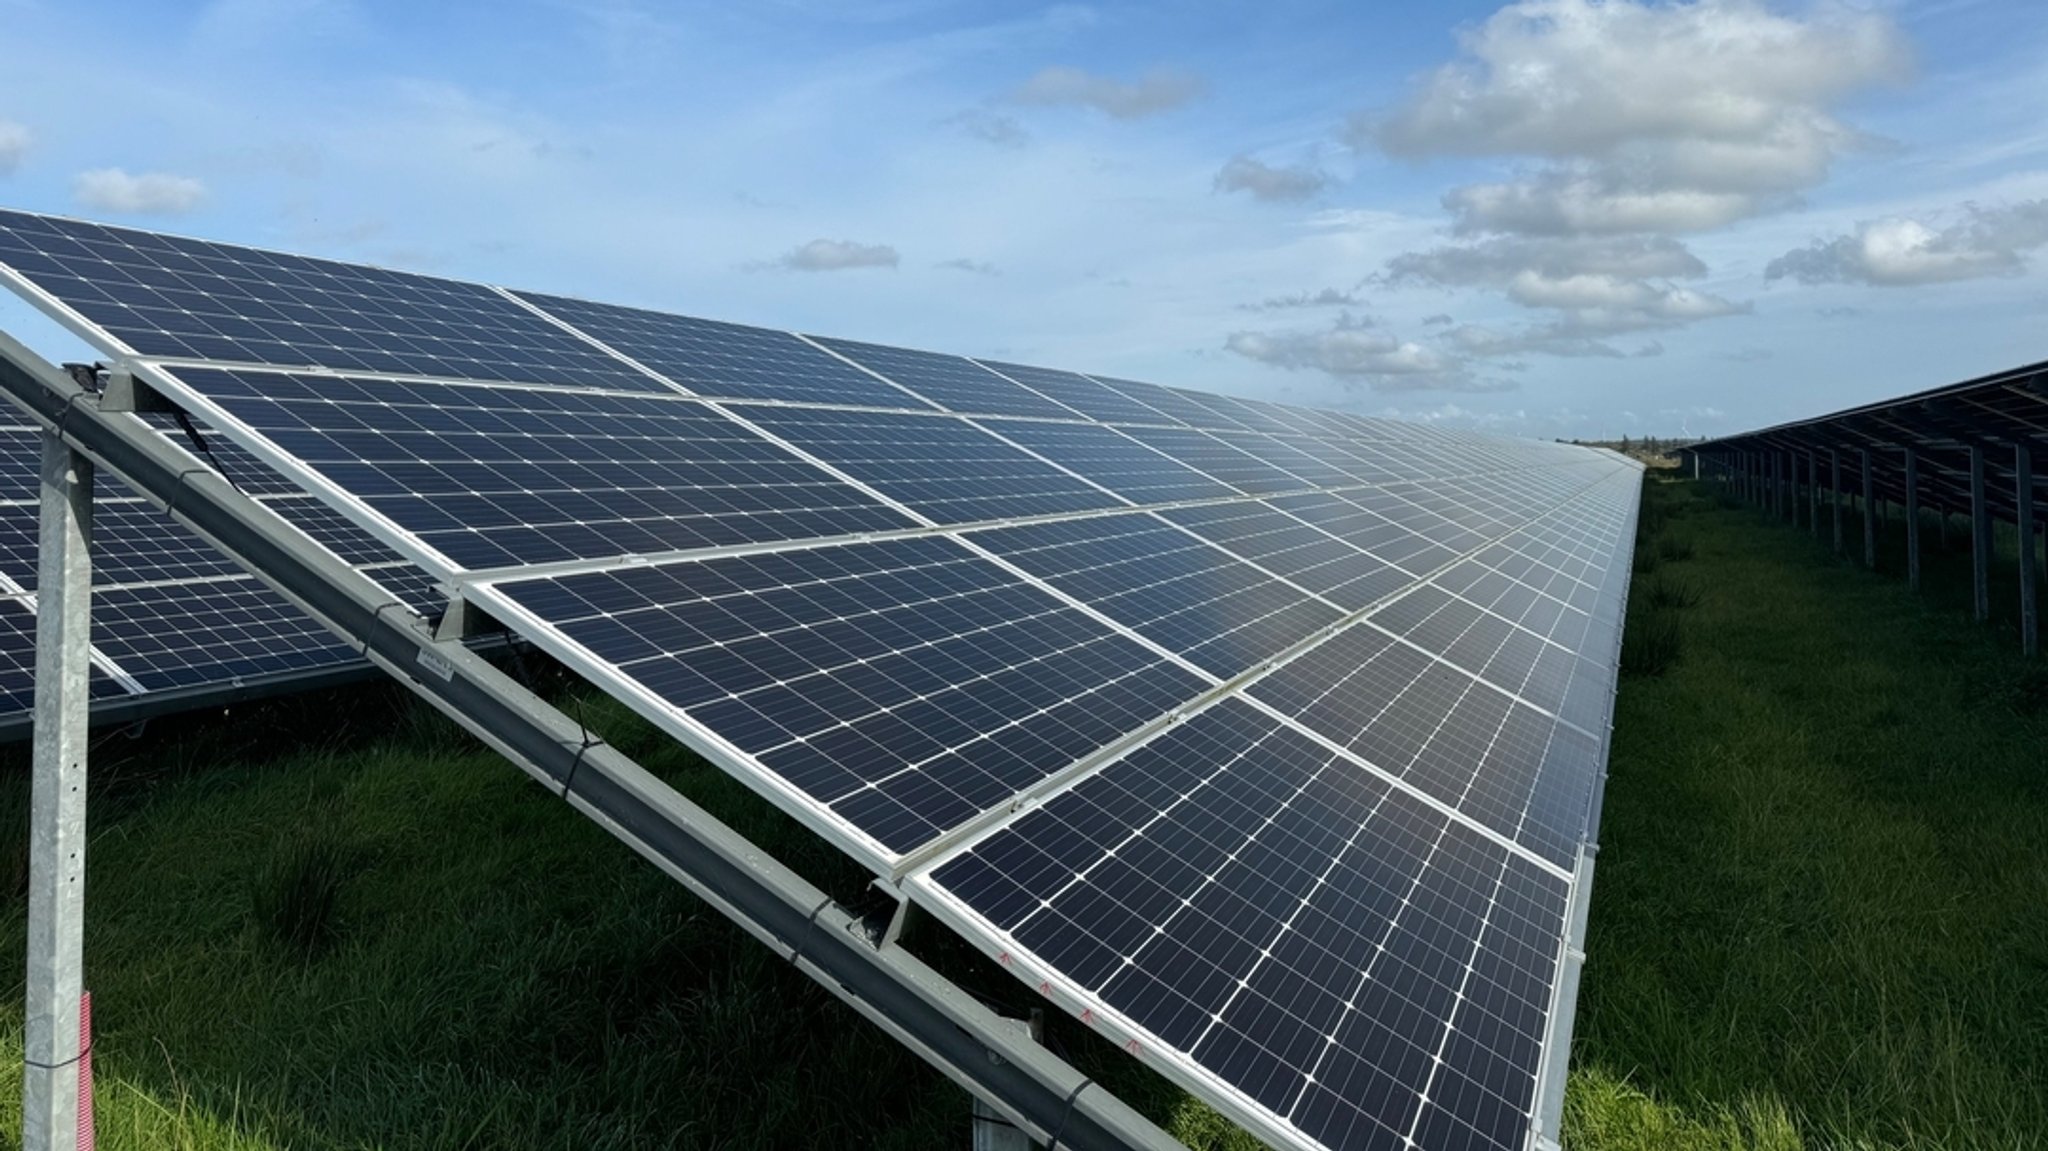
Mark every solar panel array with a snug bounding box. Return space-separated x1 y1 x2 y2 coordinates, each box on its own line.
0 409 439 720
0 208 1641 1151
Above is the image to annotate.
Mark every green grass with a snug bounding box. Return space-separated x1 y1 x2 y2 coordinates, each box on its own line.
1569 476 2048 1150
0 474 2041 1150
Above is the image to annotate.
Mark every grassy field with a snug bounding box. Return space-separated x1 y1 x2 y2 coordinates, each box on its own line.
0 474 2043 1149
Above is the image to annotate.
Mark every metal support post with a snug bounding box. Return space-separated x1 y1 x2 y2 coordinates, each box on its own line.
1971 445 1990 622
1861 448 1876 568
1807 449 1819 536
2019 443 2037 656
1905 450 1921 593
1831 448 1843 553
24 433 94 1151
973 1013 1045 1151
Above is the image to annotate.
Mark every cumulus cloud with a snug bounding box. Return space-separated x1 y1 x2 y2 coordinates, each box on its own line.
73 168 207 215
1365 0 1908 235
775 239 899 272
0 121 28 176
1012 66 1204 119
1226 314 1510 392
1213 156 1327 203
1765 201 2048 286
1385 235 1707 287
937 257 1000 276
1237 287 1360 311
947 110 1029 148
1422 313 1454 326
1360 1 1900 357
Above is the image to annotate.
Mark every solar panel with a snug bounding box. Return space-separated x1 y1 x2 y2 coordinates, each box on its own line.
973 360 1180 425
916 698 1572 1151
477 537 1208 860
513 290 929 409
0 210 654 390
808 337 1080 420
968 512 1343 679
158 365 917 571
735 405 1126 525
0 208 1643 1151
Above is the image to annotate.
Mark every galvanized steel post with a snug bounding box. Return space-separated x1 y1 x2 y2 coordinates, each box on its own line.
1971 445 1990 622
1904 450 1921 593
23 433 93 1151
1861 448 1876 569
2018 443 2037 656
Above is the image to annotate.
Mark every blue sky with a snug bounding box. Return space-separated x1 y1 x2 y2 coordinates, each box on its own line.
0 0 2043 439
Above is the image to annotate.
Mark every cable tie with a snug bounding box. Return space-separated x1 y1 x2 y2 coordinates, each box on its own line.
1045 1076 1093 1150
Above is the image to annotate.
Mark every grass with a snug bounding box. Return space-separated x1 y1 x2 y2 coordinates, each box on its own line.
0 473 2041 1150
1568 475 2048 1150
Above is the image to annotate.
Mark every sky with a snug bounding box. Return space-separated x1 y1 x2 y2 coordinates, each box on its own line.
0 0 2043 440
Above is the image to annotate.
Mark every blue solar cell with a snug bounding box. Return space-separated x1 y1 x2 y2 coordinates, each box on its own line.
972 418 1237 505
513 290 930 409
162 366 917 570
970 513 1341 678
972 360 1178 425
489 536 1208 856
737 405 1125 525
0 210 657 390
809 337 1079 420
927 698 1570 1151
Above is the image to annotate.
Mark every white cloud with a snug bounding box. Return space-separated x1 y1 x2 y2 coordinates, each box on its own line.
1386 235 1707 287
1361 1 1901 356
1225 315 1509 392
1012 65 1204 119
775 238 900 272
1237 287 1360 311
72 168 207 215
1367 0 1908 235
0 121 29 176
1765 200 2048 286
1213 156 1327 203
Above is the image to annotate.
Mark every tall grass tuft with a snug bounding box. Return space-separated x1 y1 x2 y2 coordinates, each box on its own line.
1646 575 1703 611
252 831 353 959
1620 611 1684 677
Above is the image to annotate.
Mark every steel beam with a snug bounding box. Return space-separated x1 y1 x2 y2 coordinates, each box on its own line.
1971 445 1990 622
23 433 93 1151
1905 450 1922 593
1862 448 1876 569
2019 443 2037 656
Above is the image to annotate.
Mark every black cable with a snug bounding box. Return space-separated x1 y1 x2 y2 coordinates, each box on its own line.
170 409 246 496
1045 1076 1093 1150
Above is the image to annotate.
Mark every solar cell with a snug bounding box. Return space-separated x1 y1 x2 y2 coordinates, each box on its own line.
969 513 1343 679
478 536 1208 860
157 365 917 571
974 360 1179 425
736 405 1125 525
919 698 1571 1151
1118 426 1318 494
0 210 655 390
808 337 1079 420
972 418 1238 505
512 290 931 409
90 578 361 693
